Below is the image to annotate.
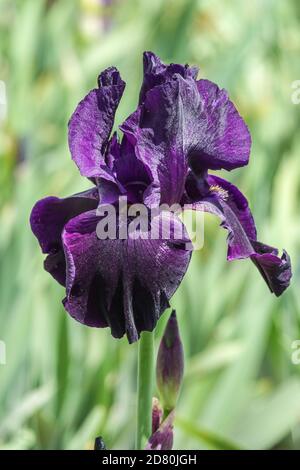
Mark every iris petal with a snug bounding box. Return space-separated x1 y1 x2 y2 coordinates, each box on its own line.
189 79 251 172
122 74 251 206
146 410 175 450
30 189 98 285
186 175 292 296
97 134 153 205
251 243 292 297
121 76 190 205
62 209 192 342
139 51 199 104
68 67 125 178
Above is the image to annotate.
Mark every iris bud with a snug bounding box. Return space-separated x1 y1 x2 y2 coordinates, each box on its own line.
156 310 184 412
94 436 106 450
146 410 175 450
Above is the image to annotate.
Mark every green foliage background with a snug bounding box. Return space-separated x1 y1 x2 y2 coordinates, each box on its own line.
0 0 300 450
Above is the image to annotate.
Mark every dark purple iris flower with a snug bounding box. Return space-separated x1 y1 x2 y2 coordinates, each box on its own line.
30 52 292 343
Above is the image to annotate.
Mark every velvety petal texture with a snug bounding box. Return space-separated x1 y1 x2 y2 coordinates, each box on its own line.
122 73 251 205
139 51 199 104
62 209 192 342
251 242 291 297
30 51 292 345
122 78 189 205
96 133 154 205
111 135 153 204
30 189 98 285
68 67 125 178
193 79 251 170
186 174 292 296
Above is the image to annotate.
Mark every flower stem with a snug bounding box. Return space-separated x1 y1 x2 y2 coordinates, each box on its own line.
136 331 154 450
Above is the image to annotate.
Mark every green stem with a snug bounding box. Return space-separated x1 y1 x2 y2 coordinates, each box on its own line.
136 331 154 450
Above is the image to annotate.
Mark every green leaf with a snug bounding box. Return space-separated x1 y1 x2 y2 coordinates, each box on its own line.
176 416 242 450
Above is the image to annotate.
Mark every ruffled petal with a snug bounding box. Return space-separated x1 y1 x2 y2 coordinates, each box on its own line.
98 134 153 204
122 74 250 206
251 242 292 297
206 174 257 259
62 209 192 342
139 51 199 104
68 67 125 178
30 189 98 285
186 175 292 296
188 80 251 173
121 76 191 205
113 136 152 203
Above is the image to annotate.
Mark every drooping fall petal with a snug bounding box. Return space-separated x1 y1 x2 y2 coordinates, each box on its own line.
30 189 98 285
185 174 292 296
62 209 192 342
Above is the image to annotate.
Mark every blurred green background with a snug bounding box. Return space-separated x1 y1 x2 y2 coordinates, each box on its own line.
0 0 300 450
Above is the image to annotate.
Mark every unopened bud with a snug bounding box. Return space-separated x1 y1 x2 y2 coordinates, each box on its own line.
94 436 106 450
156 310 184 411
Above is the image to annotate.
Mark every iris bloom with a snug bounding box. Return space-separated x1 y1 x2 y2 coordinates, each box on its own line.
30 52 292 343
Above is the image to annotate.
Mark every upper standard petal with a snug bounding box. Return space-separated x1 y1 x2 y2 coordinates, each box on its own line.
122 74 251 206
188 79 251 173
139 51 199 104
68 67 125 178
